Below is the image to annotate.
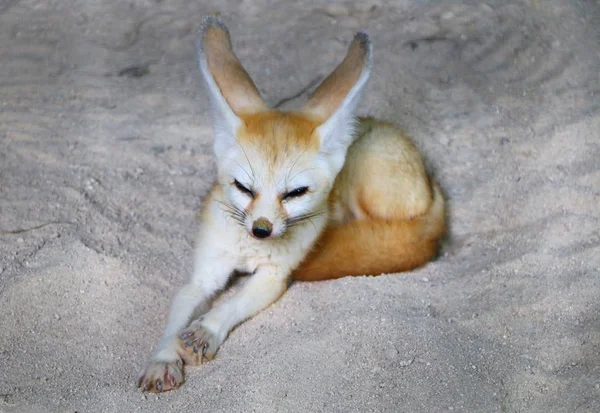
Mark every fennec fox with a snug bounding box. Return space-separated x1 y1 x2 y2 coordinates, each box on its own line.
138 16 445 392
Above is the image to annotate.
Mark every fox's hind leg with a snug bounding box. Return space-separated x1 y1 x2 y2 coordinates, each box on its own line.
344 119 434 221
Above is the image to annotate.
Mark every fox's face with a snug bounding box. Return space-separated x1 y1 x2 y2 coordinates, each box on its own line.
218 112 336 239
197 18 371 239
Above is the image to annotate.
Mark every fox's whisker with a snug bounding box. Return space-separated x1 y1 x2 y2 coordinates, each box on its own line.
228 215 247 227
234 137 256 180
215 200 248 226
305 216 318 232
218 157 253 182
286 209 327 227
288 167 319 183
285 148 308 185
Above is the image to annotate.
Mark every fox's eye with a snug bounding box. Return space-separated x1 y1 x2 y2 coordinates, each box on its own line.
233 179 254 198
283 186 309 200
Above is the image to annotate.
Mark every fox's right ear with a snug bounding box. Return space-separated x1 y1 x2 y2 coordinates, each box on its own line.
196 16 266 156
300 32 372 173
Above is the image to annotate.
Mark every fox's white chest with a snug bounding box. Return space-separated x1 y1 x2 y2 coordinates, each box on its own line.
233 220 323 274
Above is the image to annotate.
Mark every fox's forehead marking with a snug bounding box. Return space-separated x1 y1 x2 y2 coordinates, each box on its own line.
237 111 321 156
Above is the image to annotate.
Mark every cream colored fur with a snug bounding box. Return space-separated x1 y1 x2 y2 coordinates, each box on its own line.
138 16 444 393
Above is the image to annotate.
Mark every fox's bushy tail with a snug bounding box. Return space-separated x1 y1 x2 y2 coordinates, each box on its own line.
292 184 446 282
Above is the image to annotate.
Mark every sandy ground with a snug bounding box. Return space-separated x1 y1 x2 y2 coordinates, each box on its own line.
1 0 599 412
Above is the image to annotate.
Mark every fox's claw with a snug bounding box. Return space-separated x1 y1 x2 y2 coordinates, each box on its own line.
138 360 184 393
177 320 221 365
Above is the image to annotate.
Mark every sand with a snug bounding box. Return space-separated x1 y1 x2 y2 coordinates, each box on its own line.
0 0 599 412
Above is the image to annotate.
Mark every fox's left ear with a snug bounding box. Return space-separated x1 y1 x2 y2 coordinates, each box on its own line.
196 16 267 157
301 32 372 171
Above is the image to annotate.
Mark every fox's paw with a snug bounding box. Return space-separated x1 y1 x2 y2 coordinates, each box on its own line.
138 360 184 393
178 319 222 365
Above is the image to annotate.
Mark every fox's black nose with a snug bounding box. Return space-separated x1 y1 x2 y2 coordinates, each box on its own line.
252 218 272 239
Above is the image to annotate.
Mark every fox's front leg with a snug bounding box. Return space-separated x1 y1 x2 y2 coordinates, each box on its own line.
178 265 289 365
138 242 236 393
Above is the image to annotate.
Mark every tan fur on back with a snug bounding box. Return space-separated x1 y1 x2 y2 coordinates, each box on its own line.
332 117 433 222
293 117 446 281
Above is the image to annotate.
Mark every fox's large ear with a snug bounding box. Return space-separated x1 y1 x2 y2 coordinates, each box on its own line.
196 16 267 156
301 32 372 171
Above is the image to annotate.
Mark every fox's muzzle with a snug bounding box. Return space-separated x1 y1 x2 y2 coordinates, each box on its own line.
252 217 273 239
